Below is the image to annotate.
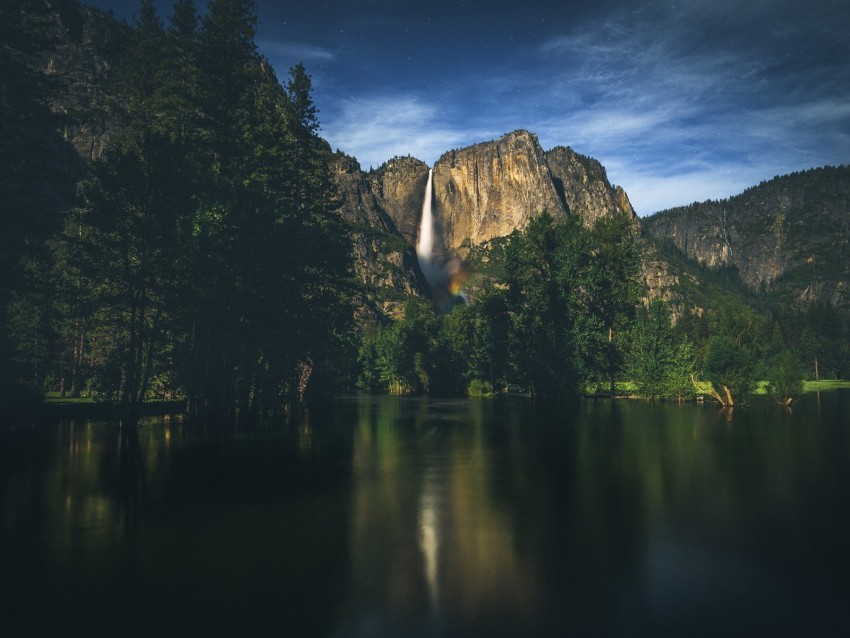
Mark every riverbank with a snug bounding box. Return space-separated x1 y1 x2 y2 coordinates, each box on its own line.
40 396 186 420
23 380 850 421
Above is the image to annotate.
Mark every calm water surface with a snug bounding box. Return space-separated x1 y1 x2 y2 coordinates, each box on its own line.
2 393 850 636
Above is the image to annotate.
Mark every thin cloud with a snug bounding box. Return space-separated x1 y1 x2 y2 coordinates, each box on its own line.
312 0 849 212
259 40 336 63
601 155 782 215
519 0 850 213
322 95 488 170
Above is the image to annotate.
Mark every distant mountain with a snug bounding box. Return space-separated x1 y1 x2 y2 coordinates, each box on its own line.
642 167 850 313
22 2 849 324
331 130 639 314
335 130 636 254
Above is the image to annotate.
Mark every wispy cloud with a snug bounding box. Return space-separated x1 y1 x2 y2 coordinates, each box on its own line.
259 40 336 63
608 163 768 214
520 0 850 212
322 95 495 170
309 0 849 213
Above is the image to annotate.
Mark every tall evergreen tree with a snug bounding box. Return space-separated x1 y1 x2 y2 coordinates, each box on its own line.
502 213 581 396
52 1 195 411
586 215 642 392
0 0 71 409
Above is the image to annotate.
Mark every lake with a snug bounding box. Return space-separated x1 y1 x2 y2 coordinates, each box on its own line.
2 392 850 636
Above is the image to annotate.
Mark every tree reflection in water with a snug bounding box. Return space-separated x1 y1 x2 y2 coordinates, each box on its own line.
1 393 850 636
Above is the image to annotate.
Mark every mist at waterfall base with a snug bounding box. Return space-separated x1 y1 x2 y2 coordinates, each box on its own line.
416 169 469 312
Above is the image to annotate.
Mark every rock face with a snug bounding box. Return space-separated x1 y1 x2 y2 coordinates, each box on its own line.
42 2 128 165
333 155 392 231
432 130 567 252
331 156 429 318
545 146 637 227
3 0 126 248
642 166 850 309
369 156 430 247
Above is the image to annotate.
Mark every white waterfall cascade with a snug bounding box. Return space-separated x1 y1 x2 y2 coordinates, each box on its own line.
416 168 437 285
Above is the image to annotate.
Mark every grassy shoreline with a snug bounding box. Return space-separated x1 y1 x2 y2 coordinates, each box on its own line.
801 380 850 392
30 380 850 419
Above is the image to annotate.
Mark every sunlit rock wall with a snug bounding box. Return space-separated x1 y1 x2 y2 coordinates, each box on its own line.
545 145 637 226
431 130 567 252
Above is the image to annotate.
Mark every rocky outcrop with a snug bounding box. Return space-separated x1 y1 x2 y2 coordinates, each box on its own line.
642 166 850 310
42 2 128 164
432 130 567 252
331 156 429 318
545 146 637 227
639 238 700 325
334 155 394 231
369 156 430 247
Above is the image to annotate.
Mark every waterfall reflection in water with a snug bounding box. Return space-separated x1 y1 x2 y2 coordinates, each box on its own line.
2 393 850 636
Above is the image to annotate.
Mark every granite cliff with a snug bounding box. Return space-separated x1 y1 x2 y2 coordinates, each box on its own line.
431 130 568 253
331 156 429 319
545 146 637 227
335 130 642 310
642 166 850 311
369 156 430 248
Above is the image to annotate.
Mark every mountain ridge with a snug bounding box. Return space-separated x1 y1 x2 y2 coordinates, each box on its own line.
13 0 849 321
642 165 850 312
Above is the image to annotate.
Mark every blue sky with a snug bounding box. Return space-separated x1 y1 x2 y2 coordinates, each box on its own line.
92 0 849 215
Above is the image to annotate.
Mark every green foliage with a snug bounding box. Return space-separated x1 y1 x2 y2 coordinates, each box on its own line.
364 212 644 399
703 335 756 405
0 0 70 411
624 300 696 400
803 380 850 392
500 213 581 396
286 62 319 135
34 0 352 416
476 213 642 397
764 350 805 405
584 215 643 390
442 288 508 389
467 379 494 397
358 302 467 395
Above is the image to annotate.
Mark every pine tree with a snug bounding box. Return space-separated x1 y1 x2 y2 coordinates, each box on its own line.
286 62 319 136
52 1 190 412
585 215 642 393
0 0 70 409
502 214 581 396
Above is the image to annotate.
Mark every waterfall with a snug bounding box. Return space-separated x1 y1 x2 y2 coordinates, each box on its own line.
415 168 466 310
416 168 437 285
417 168 434 262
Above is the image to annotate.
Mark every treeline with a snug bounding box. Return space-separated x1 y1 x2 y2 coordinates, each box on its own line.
675 297 850 401
360 213 848 405
360 214 644 398
3 2 847 418
1 0 352 418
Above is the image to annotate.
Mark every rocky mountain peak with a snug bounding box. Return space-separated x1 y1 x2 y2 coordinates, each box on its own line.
369 156 430 248
642 166 850 310
545 145 637 226
432 129 567 253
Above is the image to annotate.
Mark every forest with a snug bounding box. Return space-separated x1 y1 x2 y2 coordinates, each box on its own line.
1 0 352 418
1 0 848 422
359 213 850 406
